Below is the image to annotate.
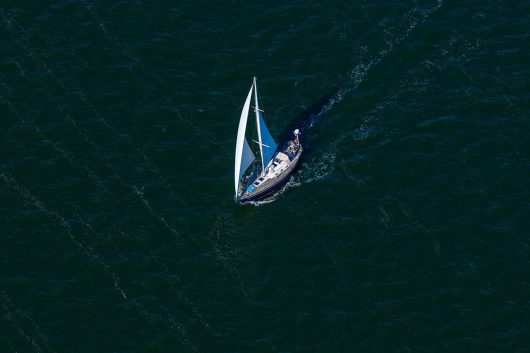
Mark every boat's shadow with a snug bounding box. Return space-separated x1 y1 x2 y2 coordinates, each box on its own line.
249 85 342 205
278 84 342 155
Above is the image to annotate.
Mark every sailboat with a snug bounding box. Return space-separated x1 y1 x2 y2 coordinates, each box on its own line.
234 77 303 203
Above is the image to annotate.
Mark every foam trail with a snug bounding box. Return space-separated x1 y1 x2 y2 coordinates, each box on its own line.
290 0 444 139
75 1 218 145
205 216 252 299
81 221 212 343
22 1 444 209
5 165 205 342
0 85 182 239
5 5 239 343
0 9 180 200
0 292 55 353
4 339 18 353
0 173 198 351
148 256 216 335
295 81 406 186
259 1 446 202
289 1 445 183
0 94 208 337
131 184 181 238
0 70 184 238
37 106 210 335
0 172 119 291
107 224 215 336
0 90 120 201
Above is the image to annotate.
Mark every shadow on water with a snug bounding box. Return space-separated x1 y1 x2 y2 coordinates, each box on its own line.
278 84 343 156
242 84 344 206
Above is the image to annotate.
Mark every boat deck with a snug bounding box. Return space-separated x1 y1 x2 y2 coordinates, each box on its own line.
240 144 302 202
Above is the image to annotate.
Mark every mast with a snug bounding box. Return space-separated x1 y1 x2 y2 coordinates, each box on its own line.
253 77 265 175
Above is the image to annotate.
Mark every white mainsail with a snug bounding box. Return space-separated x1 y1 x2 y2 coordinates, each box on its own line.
234 84 256 195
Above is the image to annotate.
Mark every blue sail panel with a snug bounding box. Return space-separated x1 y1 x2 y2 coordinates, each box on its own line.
240 138 255 179
258 112 277 166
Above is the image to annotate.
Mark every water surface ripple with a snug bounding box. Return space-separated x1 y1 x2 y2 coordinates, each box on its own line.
1 1 529 352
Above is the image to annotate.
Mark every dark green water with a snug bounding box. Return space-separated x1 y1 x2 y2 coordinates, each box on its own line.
1 1 529 352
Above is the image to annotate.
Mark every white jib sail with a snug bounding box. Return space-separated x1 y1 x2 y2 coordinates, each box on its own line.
234 84 256 195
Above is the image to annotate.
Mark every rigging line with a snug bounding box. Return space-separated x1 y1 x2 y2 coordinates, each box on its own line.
252 140 270 148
